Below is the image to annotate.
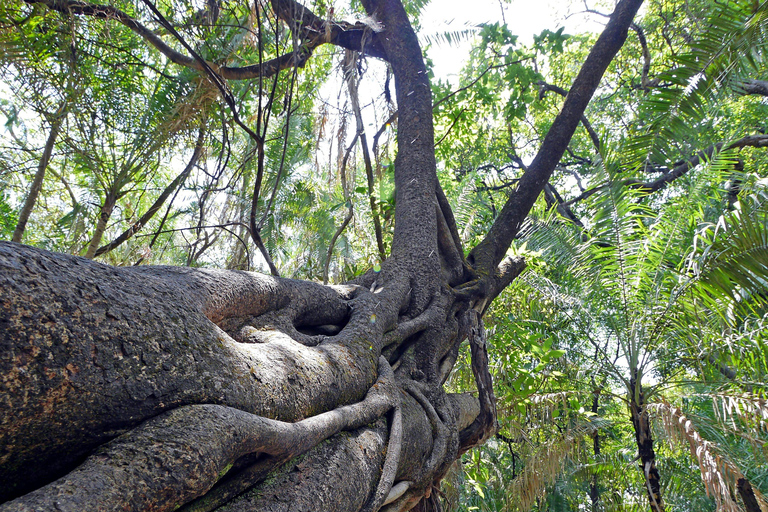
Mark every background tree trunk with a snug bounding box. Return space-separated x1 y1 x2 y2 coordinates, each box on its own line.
11 109 66 243
630 376 665 512
84 190 118 258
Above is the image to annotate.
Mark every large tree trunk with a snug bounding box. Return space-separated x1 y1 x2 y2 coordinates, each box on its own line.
1 0 643 509
0 241 482 510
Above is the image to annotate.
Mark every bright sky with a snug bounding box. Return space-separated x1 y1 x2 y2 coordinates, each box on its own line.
420 0 605 83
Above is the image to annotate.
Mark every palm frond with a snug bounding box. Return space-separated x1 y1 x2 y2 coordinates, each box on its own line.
705 392 768 435
625 2 768 170
687 189 768 315
507 421 602 512
420 23 480 49
650 401 768 512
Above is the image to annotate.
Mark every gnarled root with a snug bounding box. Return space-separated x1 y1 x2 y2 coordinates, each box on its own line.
360 401 404 512
0 358 398 512
458 310 498 452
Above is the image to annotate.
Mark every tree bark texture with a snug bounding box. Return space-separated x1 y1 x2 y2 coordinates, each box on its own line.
0 241 478 509
1 0 644 509
629 377 665 512
738 477 762 512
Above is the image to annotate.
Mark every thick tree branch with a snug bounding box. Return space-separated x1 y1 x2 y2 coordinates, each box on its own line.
537 80 601 151
270 0 388 61
736 78 768 97
25 0 388 81
737 478 763 512
469 0 644 274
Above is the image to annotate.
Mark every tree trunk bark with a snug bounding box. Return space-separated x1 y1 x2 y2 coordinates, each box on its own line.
737 477 762 512
629 376 665 512
590 385 601 512
0 241 479 509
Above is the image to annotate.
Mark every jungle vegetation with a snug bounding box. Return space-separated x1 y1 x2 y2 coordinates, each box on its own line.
0 0 767 511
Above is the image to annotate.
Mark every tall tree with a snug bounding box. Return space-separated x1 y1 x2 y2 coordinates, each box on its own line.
1 0 663 510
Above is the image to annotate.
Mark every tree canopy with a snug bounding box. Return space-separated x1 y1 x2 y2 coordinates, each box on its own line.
1 0 767 511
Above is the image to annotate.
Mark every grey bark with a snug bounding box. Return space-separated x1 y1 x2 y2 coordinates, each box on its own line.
737 79 768 97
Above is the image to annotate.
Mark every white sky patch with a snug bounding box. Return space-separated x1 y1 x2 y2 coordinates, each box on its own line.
420 0 606 84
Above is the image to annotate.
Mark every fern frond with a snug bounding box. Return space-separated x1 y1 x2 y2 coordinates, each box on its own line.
625 2 768 169
687 190 768 313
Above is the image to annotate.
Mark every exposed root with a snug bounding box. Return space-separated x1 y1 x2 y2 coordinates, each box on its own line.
360 401 404 512
379 486 424 512
458 311 498 453
229 310 331 347
401 381 451 482
1 358 398 512
218 419 389 512
383 293 449 349
178 456 280 512
383 481 412 507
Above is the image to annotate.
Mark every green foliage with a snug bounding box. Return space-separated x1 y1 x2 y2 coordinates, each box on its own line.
439 1 768 507
625 1 768 170
2 0 768 508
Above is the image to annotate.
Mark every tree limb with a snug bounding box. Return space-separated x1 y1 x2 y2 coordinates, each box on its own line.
537 80 601 151
570 134 768 200
736 78 768 97
25 0 388 81
469 0 645 274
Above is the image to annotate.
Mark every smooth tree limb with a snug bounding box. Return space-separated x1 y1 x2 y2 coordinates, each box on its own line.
469 0 644 275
